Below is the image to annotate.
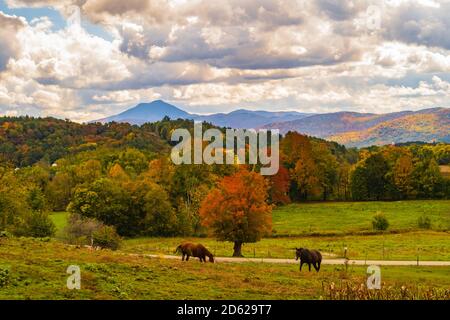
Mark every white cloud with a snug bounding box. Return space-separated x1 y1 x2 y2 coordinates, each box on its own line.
0 0 449 121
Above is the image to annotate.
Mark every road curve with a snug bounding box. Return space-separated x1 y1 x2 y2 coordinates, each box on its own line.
133 254 450 267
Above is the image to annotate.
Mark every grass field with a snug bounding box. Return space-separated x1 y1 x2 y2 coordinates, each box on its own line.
272 201 450 236
51 201 450 261
122 231 450 261
0 238 448 300
50 212 68 238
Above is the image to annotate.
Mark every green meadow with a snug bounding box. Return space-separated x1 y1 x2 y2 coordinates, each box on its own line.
272 201 450 236
51 200 450 261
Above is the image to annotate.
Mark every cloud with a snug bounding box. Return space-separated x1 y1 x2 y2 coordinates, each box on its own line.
0 12 25 71
383 1 450 50
0 0 450 121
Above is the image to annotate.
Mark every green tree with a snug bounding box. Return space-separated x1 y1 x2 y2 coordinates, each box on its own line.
68 178 132 236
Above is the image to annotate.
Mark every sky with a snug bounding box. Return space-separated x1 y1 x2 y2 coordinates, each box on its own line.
0 0 449 122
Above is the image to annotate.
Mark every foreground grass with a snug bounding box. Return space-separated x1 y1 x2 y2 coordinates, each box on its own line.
0 238 448 300
272 200 450 236
123 231 450 261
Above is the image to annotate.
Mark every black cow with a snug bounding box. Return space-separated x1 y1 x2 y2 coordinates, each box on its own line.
295 248 322 272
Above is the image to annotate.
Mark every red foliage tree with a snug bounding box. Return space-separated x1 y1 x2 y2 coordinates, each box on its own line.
199 168 272 257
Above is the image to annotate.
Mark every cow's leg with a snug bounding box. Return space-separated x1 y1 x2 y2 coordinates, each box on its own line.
186 255 190 261
182 254 185 261
308 263 311 271
317 261 321 272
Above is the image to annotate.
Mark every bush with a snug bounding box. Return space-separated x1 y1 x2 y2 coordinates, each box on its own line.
64 213 102 245
372 212 389 231
64 213 121 250
418 216 432 229
0 267 10 288
23 211 56 238
93 225 122 250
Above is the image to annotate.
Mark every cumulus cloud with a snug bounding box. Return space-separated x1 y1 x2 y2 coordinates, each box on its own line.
0 0 449 121
383 1 450 50
0 12 25 71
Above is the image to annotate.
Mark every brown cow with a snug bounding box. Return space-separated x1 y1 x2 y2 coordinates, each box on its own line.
175 243 215 263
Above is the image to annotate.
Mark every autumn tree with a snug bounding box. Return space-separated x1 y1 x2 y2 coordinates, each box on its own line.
392 154 414 199
75 159 102 184
280 132 310 169
199 168 272 257
108 163 130 181
268 165 291 205
293 147 319 200
45 172 73 211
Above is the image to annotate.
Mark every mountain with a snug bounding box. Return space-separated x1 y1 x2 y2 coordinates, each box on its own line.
193 109 311 128
96 100 192 125
263 107 450 147
95 100 450 147
96 100 311 128
328 108 450 147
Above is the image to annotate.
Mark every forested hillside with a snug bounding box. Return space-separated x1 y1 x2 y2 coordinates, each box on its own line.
0 117 448 244
0 117 169 167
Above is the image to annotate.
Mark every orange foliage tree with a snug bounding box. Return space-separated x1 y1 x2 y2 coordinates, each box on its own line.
269 165 291 205
199 167 272 257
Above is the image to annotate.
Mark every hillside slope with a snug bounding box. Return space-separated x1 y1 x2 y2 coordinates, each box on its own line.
264 108 449 147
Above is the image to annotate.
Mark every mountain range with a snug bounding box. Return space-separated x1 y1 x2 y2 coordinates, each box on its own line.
96 100 311 128
95 100 450 148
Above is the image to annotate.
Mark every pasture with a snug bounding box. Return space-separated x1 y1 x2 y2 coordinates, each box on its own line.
122 231 450 261
272 201 450 236
51 200 450 261
36 200 450 299
0 238 448 300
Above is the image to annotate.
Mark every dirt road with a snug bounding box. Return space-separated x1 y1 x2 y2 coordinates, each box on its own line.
136 254 450 266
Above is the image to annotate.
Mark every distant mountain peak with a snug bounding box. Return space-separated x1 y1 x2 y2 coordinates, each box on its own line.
96 100 191 124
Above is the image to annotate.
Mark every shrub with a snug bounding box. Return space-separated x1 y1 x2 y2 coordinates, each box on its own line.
372 212 389 231
23 211 56 238
92 225 122 250
64 213 103 245
418 216 432 229
1 184 55 238
0 267 10 288
65 213 101 237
